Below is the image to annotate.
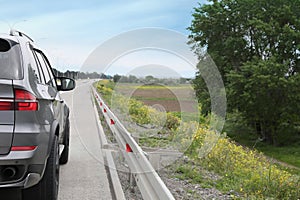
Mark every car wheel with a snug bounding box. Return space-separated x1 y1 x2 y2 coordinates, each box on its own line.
23 135 60 200
59 118 70 164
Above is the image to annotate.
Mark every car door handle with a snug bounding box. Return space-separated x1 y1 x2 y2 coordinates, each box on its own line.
51 98 64 103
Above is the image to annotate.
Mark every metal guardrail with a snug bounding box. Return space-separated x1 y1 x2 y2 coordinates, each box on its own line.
91 94 126 200
92 87 175 200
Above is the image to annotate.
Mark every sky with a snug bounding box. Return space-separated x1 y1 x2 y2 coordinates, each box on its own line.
0 0 207 78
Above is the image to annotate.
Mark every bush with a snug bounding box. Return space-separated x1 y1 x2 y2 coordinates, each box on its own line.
164 113 181 130
128 99 151 124
190 128 300 199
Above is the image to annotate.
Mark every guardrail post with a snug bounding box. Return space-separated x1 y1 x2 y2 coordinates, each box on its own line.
129 170 136 189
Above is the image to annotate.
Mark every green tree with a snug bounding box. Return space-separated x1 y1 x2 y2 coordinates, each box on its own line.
227 58 300 145
113 74 121 83
189 0 300 145
128 75 138 83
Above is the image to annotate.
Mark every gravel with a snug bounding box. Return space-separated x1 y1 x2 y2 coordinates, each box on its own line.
158 158 235 200
114 155 235 200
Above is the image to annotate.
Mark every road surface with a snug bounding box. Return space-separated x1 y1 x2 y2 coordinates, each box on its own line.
58 80 112 200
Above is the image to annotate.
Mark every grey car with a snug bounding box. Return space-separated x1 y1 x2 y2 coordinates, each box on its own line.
0 30 75 200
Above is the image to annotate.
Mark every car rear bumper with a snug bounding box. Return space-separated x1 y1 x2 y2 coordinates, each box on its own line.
0 146 47 188
0 173 41 189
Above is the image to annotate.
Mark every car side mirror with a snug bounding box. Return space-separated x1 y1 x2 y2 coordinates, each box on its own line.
56 77 76 91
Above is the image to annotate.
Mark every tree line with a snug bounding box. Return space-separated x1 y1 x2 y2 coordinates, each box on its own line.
52 69 111 80
112 74 191 85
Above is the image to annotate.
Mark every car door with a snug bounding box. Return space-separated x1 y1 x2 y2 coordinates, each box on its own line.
32 50 65 139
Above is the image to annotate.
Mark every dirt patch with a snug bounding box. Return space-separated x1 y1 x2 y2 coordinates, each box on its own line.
116 85 198 113
142 99 198 113
159 157 235 200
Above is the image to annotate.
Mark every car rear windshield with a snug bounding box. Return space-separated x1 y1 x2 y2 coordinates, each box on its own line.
0 38 23 80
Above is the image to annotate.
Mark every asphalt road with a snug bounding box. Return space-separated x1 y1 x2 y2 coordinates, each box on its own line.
58 80 112 200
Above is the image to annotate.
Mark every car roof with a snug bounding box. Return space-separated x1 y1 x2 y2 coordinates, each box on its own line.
0 33 20 43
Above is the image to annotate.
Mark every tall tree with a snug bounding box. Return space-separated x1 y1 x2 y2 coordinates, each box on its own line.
189 0 300 145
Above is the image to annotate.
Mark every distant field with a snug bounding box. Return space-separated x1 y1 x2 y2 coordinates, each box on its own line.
114 83 198 113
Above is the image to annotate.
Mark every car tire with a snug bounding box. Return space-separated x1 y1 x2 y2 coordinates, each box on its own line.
59 118 70 164
23 135 60 200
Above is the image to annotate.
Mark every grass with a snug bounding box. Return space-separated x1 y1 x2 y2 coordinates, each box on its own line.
174 164 205 184
223 115 300 171
172 111 203 123
96 80 300 199
115 83 193 90
226 130 300 171
139 137 171 148
256 145 300 170
133 96 177 101
191 131 300 199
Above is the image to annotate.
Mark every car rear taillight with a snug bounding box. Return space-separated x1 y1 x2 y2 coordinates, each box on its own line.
14 89 38 111
0 100 14 110
0 89 38 111
11 146 37 151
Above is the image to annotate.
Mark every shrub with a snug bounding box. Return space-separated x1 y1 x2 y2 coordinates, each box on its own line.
190 128 300 199
128 99 151 124
164 113 181 130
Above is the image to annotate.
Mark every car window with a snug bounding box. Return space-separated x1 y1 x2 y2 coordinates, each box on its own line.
0 38 23 80
40 53 57 87
29 48 42 83
32 50 46 84
34 51 54 87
